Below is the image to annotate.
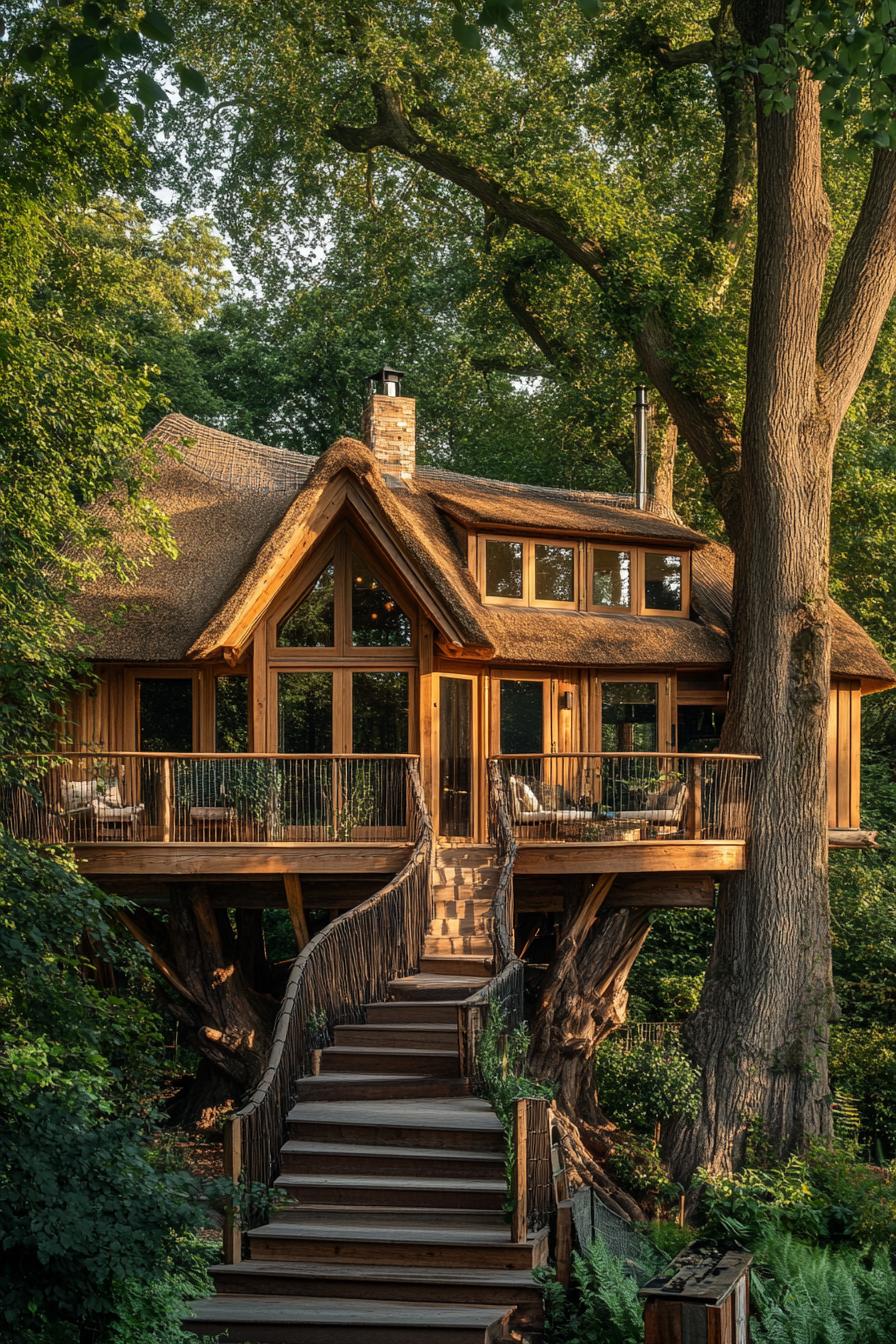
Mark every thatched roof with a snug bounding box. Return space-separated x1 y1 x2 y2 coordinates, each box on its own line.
691 542 894 686
416 466 705 545
74 415 895 687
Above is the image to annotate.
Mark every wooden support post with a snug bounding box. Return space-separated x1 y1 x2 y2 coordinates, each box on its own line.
512 1097 528 1243
160 757 172 843
687 759 704 839
284 873 311 949
222 1114 242 1265
555 1198 573 1289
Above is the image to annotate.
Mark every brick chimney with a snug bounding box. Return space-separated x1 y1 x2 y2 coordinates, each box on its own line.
362 366 416 480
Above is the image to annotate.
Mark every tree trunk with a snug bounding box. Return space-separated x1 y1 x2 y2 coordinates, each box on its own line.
528 880 650 1128
664 65 837 1178
125 886 277 1128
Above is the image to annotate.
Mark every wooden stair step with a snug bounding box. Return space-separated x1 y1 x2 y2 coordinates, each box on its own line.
334 1023 458 1050
185 1294 513 1343
292 1072 469 1103
280 1139 505 1178
248 1213 548 1270
388 974 488 1001
274 1172 505 1211
320 1046 460 1077
424 936 494 955
209 1259 542 1311
419 955 493 977
287 1098 505 1152
364 1000 462 1025
428 916 493 935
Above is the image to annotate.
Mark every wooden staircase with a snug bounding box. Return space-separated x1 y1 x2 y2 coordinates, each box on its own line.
186 847 545 1343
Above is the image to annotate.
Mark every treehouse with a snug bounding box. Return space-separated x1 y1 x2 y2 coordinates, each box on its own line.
5 368 892 923
9 372 895 1342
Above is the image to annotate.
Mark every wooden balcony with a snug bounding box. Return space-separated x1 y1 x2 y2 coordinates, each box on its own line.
1 753 418 877
490 752 759 876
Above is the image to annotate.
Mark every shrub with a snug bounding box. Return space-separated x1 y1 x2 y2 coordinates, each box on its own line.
830 1023 896 1156
698 1141 896 1249
595 1036 700 1135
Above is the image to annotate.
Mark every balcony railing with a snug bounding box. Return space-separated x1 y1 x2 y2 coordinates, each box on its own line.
490 752 759 843
1 753 417 844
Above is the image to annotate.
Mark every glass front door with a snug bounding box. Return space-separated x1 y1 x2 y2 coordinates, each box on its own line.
438 676 473 838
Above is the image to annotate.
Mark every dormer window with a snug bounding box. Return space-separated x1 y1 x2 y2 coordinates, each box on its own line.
485 539 523 600
480 536 577 608
643 551 683 613
590 549 632 611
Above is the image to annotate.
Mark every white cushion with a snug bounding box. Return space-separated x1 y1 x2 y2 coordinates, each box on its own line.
509 776 540 813
91 800 144 820
517 808 593 823
62 779 97 811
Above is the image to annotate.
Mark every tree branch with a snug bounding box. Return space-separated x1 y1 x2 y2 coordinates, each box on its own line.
329 82 744 535
817 149 896 425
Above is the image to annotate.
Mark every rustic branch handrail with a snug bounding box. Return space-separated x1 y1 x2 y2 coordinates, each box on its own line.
221 757 432 1261
491 751 758 843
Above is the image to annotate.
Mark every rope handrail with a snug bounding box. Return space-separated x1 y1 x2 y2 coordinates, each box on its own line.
222 757 432 1260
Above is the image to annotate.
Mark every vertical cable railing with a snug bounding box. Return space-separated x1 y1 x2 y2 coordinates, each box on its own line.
221 758 432 1261
491 752 758 843
0 753 415 844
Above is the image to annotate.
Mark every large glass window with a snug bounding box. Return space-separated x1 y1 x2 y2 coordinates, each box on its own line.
534 544 575 603
591 549 631 609
485 539 523 599
351 555 411 647
215 675 249 752
644 552 683 611
601 681 658 751
352 671 409 752
278 672 333 752
277 562 335 647
137 677 193 752
499 680 544 755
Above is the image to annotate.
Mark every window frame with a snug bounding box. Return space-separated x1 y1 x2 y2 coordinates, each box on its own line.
267 529 417 664
586 545 635 615
478 535 578 610
640 547 690 619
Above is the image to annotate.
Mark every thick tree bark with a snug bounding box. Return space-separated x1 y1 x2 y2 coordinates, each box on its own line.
528 879 649 1126
665 65 837 1177
123 888 276 1127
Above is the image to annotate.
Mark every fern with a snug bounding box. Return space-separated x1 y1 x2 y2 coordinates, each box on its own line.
751 1231 896 1344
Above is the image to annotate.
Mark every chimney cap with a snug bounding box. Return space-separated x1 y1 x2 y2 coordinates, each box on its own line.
367 366 405 397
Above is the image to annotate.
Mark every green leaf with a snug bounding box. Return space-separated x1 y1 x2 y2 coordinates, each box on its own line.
577 0 601 14
118 29 143 56
450 14 482 49
68 33 103 67
135 70 168 106
127 100 146 128
175 63 209 97
880 45 896 77
138 7 175 44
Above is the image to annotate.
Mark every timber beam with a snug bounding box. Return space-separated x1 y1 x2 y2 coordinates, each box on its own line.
75 842 412 877
513 840 746 876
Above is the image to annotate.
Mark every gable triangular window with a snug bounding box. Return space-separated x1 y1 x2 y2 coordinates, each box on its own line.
276 561 335 647
350 553 411 647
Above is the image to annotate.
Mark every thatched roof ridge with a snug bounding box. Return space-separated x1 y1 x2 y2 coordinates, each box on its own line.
416 465 705 545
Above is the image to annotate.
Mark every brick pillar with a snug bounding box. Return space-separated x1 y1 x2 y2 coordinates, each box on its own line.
362 394 416 480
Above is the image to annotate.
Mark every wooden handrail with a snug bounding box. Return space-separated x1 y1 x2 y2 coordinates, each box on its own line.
8 751 420 761
490 751 762 762
221 758 433 1261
